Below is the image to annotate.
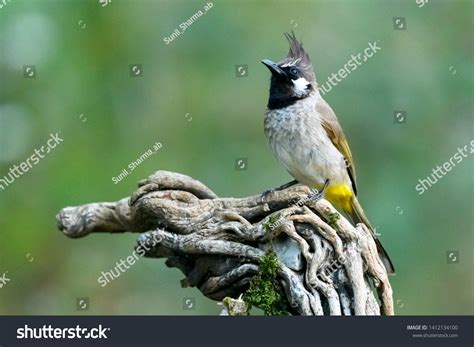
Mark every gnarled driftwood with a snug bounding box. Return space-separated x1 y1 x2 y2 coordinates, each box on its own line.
56 170 393 315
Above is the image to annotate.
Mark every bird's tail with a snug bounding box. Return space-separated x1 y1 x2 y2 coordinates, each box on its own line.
349 196 395 275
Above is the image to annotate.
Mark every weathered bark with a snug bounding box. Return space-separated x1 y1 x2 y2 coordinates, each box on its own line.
56 170 394 315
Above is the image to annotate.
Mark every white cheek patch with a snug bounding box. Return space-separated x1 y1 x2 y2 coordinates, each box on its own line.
292 77 310 95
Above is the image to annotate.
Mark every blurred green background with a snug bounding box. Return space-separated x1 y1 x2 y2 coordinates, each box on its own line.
0 0 472 315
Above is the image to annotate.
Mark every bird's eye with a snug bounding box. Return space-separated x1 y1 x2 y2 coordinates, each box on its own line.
289 68 298 76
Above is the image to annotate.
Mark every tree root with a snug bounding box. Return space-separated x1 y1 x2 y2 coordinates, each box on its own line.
56 170 393 315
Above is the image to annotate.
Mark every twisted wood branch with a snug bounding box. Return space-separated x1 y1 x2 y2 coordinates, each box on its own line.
56 170 393 315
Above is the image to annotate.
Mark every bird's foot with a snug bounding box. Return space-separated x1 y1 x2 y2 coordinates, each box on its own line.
261 187 277 198
260 180 299 201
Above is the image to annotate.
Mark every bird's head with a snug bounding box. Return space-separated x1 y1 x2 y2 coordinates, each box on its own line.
262 32 316 109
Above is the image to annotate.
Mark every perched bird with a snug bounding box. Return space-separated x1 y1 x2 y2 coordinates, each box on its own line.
262 32 395 274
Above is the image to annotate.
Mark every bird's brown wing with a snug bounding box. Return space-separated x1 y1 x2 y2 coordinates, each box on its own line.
316 99 358 195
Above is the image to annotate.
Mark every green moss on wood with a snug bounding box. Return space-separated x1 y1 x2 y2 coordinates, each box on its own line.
327 212 340 228
243 249 289 316
261 213 281 232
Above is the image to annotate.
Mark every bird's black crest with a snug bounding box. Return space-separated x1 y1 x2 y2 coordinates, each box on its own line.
280 31 315 83
284 31 311 66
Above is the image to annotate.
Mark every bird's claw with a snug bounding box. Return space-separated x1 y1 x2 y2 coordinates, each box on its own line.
260 180 299 202
262 187 276 197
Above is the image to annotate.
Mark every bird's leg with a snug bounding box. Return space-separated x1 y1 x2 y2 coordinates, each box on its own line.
261 179 299 198
308 179 330 202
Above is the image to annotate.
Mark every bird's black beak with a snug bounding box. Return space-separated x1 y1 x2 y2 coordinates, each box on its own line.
261 59 285 77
